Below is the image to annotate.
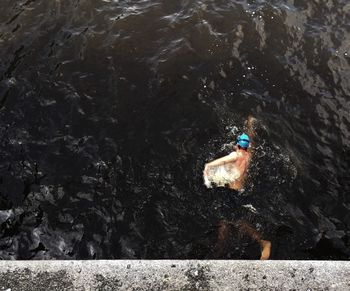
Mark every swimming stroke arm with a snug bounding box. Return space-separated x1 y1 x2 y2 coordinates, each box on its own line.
246 115 256 153
205 154 237 168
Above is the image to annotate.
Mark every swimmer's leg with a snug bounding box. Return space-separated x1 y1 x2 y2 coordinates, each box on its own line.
213 220 230 258
235 219 271 260
214 219 271 260
260 239 271 260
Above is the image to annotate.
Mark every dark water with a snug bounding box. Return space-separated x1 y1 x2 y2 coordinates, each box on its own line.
0 0 349 259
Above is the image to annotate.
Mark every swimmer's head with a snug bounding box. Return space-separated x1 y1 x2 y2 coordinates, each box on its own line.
236 133 250 149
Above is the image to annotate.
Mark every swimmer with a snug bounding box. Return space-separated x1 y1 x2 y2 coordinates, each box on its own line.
204 116 272 259
204 116 256 190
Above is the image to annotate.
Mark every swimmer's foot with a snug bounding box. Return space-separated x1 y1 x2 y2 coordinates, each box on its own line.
259 239 271 260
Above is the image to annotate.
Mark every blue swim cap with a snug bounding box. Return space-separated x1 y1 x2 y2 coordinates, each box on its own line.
236 133 250 149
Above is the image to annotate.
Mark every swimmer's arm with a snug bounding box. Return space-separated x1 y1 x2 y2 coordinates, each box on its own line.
246 115 256 153
205 153 237 168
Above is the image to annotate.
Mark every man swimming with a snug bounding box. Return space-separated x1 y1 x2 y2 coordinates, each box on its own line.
203 116 271 259
203 132 251 190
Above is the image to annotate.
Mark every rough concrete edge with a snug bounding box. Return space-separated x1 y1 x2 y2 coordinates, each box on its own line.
0 260 349 290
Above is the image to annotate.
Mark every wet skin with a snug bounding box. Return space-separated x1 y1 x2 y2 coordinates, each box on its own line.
229 147 250 190
204 145 250 190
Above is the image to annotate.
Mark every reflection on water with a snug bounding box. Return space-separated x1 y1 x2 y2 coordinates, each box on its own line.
0 0 349 259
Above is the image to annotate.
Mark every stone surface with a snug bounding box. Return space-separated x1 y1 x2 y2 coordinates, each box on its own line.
0 260 349 290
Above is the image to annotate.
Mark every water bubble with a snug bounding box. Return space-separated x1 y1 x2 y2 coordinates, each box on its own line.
209 81 215 89
243 204 258 214
219 69 227 78
7 77 17 86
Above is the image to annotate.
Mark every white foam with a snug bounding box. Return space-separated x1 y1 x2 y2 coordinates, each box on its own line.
242 204 258 214
203 165 240 188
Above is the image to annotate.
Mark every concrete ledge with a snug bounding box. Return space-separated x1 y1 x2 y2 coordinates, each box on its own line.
0 260 349 290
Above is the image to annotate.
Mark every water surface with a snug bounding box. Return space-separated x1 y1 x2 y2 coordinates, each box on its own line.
0 0 349 259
